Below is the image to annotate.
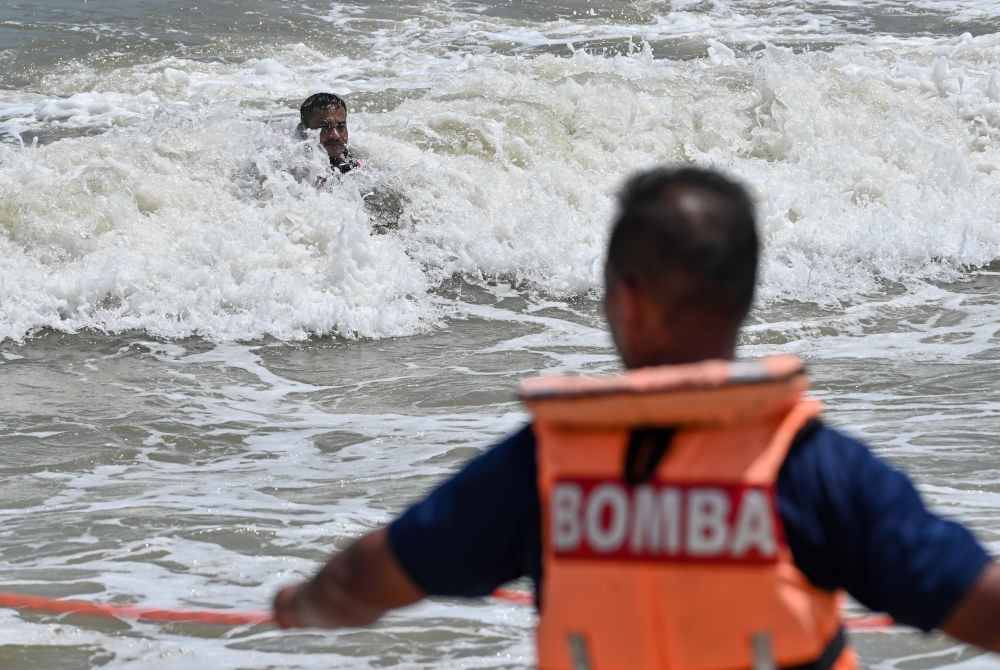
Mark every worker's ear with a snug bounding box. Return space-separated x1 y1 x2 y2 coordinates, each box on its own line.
607 275 648 334
604 273 648 367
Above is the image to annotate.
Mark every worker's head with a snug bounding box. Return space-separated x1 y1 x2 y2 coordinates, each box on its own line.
604 166 759 369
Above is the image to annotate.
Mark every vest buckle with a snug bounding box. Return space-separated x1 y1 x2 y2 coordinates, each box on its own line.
567 632 593 670
751 631 777 670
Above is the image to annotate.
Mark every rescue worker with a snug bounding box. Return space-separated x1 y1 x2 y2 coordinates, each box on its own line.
273 166 1000 667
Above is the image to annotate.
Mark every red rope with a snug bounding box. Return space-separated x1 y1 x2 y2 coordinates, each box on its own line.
0 592 273 626
843 614 896 631
492 588 534 605
0 589 895 632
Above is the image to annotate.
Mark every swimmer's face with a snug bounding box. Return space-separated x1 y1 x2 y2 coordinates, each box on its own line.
305 106 349 161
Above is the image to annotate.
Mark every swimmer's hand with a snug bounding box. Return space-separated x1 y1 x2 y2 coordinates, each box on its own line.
272 528 424 629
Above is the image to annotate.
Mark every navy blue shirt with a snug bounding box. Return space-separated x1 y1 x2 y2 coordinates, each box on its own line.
389 422 990 632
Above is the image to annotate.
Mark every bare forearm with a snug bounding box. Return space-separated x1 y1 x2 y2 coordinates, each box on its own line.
943 563 1000 652
274 528 424 629
293 542 386 628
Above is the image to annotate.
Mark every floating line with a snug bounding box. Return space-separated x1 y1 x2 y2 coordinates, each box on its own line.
0 592 273 626
0 590 896 631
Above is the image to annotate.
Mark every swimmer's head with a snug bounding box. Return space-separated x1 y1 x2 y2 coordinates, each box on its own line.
604 166 759 369
299 92 350 163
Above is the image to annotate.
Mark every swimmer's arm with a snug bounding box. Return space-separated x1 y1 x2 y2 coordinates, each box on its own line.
942 563 1000 652
272 528 424 629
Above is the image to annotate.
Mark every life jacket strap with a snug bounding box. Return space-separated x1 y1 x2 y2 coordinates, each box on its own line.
566 632 593 670
622 427 676 485
782 627 847 670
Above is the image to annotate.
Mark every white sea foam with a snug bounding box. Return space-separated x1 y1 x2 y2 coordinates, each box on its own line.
1 27 998 342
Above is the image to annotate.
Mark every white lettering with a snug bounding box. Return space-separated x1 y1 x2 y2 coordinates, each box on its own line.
660 489 682 554
552 484 583 551
630 486 658 552
687 489 729 555
630 487 681 554
552 480 781 562
586 484 628 552
730 490 777 557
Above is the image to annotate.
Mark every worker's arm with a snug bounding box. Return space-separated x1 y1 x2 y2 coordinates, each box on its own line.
273 528 424 629
779 424 992 636
942 563 1000 652
273 425 540 629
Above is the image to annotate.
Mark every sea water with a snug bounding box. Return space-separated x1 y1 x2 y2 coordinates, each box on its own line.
1 1 1000 667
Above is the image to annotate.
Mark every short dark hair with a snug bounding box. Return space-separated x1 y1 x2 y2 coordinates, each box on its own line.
606 166 759 326
299 92 347 124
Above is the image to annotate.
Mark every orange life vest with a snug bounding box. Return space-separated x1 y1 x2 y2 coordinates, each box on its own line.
522 355 858 670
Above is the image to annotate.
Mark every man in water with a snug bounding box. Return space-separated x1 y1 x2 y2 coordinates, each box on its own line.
295 92 403 231
272 166 1000 665
298 92 358 174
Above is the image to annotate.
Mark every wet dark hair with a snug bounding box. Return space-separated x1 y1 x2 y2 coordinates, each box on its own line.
299 92 347 125
606 166 759 326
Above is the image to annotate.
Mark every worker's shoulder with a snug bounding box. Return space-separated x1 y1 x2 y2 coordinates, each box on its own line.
435 423 537 491
780 419 907 506
788 420 873 464
482 423 538 467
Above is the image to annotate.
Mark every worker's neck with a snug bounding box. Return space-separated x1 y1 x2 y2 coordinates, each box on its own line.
624 338 737 370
